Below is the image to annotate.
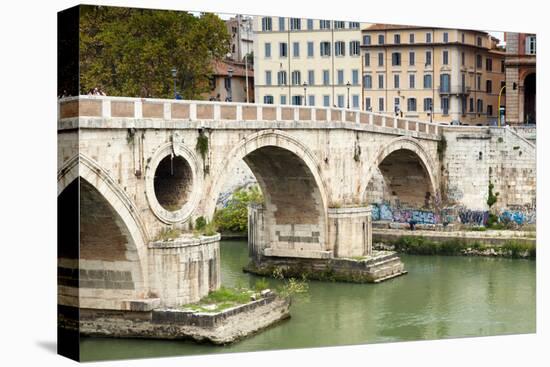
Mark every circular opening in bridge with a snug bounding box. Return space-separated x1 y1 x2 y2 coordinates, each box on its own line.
154 155 193 212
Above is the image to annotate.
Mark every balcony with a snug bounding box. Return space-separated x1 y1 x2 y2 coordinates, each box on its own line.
438 85 471 95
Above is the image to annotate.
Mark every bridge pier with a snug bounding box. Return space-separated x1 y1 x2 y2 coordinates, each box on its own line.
247 204 406 283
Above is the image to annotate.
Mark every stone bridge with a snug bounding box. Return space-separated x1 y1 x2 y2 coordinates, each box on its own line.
57 95 535 311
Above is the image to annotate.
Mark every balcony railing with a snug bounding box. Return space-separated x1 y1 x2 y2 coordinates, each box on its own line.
438 85 471 95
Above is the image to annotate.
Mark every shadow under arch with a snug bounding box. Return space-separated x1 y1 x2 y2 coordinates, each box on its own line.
207 130 330 252
57 154 148 308
362 136 439 208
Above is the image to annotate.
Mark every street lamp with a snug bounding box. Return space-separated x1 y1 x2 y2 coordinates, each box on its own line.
346 81 351 109
227 67 234 102
303 82 308 106
171 67 177 99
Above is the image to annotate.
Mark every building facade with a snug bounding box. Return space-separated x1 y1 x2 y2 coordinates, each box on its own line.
203 60 254 103
253 16 368 108
226 15 254 63
361 24 505 125
504 33 536 125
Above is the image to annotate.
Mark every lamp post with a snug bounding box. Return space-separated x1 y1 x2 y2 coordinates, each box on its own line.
346 81 351 109
171 68 177 99
303 82 307 106
227 67 233 102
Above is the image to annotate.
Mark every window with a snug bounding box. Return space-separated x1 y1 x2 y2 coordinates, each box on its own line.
423 98 433 111
378 34 385 45
290 18 301 30
265 71 272 86
277 70 287 85
409 51 415 65
423 74 432 88
335 41 345 56
443 50 449 65
350 41 360 56
280 95 287 105
409 33 415 43
394 97 400 113
407 98 417 112
291 70 301 85
461 73 466 91
378 74 384 89
320 20 331 29
365 97 372 110
307 42 314 57
461 52 465 66
279 17 286 31
469 98 474 112
476 54 482 68
264 95 274 104
486 80 492 93
334 21 346 29
352 95 359 108
323 70 330 85
337 70 344 85
349 22 360 29
394 34 401 44
323 95 330 107
486 58 493 71
378 97 385 112
461 33 465 43
425 51 432 66
443 32 449 43
392 52 401 66
461 96 467 115
364 53 370 66
307 19 313 30
320 41 331 56
261 17 272 31
440 73 451 92
426 32 432 43
293 42 300 57
526 35 536 54
364 74 372 89
292 95 303 106
501 80 506 90
442 97 449 115
487 105 493 116
363 35 371 45
308 70 315 85
477 75 481 90
378 52 384 66
265 43 271 58
352 69 359 85
279 42 288 57
337 95 345 107
308 95 315 106
477 36 482 47
394 74 400 88
501 60 505 73
409 74 415 89
477 99 483 113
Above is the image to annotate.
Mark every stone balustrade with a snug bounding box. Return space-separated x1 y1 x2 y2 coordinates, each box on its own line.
58 95 441 137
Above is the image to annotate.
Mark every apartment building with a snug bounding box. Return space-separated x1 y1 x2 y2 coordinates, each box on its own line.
361 24 505 125
504 32 536 124
253 16 369 108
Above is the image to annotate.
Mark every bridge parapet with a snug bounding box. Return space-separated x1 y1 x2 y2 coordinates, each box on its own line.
58 95 441 139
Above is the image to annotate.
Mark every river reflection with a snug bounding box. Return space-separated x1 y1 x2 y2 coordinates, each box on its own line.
80 240 535 361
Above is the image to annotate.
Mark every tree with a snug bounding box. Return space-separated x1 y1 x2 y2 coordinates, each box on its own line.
79 5 230 98
214 186 263 233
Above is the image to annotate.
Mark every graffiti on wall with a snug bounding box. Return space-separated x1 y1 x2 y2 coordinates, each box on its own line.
369 203 536 226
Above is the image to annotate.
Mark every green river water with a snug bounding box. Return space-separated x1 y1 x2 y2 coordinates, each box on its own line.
80 240 536 362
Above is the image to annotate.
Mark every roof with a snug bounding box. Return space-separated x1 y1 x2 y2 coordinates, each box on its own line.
211 59 253 77
362 23 490 36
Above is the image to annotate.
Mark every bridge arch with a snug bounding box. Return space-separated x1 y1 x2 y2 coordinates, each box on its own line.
363 136 439 209
207 130 330 252
57 154 148 308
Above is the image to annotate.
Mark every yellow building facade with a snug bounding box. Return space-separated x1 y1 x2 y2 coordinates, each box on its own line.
253 17 368 108
361 25 505 125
